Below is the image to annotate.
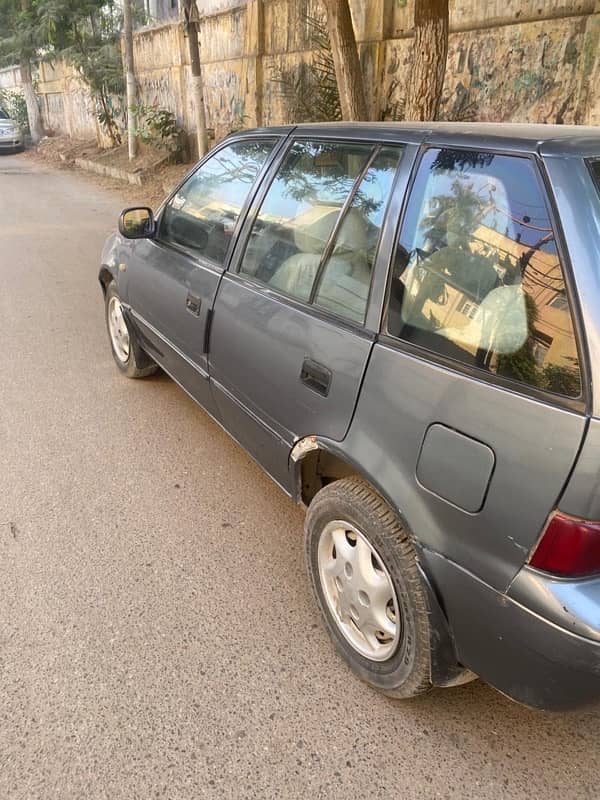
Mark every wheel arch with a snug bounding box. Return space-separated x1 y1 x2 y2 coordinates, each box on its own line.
98 265 116 295
290 435 401 513
291 435 475 688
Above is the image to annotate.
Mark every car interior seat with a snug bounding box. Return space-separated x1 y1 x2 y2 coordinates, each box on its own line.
270 207 370 321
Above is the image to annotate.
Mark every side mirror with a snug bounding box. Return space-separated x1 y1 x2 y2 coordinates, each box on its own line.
118 207 156 239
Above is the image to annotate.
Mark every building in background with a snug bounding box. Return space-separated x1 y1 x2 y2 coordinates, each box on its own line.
142 0 180 23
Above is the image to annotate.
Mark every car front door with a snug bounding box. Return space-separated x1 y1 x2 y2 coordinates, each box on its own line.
208 138 405 490
121 136 280 412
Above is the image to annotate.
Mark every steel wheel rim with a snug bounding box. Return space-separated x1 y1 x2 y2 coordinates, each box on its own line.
108 296 130 363
317 520 401 661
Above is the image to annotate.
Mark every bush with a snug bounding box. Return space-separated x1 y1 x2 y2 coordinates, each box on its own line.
132 104 183 155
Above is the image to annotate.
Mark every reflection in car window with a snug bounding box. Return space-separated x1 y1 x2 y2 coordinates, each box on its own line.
239 140 373 301
159 139 276 264
314 147 403 323
387 148 581 398
239 140 401 323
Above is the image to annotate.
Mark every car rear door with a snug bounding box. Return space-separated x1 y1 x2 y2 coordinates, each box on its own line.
208 136 407 491
122 136 281 412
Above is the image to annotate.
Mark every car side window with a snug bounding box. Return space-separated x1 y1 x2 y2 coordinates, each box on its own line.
313 147 402 323
387 148 582 398
238 140 402 323
159 139 276 265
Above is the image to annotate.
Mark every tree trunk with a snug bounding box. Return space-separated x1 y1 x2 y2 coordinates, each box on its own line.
122 0 137 160
323 0 368 121
182 0 208 158
405 0 449 121
19 59 44 144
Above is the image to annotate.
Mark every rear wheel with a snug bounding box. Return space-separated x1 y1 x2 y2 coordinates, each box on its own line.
305 477 433 698
105 281 157 378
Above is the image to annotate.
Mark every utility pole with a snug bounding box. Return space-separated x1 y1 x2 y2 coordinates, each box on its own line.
182 0 208 158
122 0 137 159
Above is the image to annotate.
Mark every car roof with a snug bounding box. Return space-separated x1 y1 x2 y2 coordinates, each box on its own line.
238 122 600 157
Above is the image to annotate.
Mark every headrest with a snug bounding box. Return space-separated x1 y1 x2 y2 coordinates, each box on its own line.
333 207 368 256
294 206 368 256
294 208 340 254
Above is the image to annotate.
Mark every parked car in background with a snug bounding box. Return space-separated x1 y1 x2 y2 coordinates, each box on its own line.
99 122 600 711
0 107 23 152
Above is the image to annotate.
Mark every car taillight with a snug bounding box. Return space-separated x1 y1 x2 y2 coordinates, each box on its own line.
529 511 600 577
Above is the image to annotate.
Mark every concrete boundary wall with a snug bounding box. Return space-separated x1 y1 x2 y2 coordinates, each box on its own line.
25 0 600 149
0 66 21 92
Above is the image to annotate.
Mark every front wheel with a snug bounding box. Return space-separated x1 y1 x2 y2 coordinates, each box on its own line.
305 477 433 699
105 281 157 378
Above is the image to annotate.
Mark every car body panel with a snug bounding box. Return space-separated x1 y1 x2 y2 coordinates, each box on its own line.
314 340 586 591
420 547 600 711
559 416 600 519
508 565 600 643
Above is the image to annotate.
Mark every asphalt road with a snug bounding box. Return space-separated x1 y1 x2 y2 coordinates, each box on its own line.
0 152 597 800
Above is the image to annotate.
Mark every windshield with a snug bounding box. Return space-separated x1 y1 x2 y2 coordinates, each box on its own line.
0 108 9 119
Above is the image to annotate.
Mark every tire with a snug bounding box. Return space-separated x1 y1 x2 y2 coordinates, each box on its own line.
305 476 432 699
104 281 157 378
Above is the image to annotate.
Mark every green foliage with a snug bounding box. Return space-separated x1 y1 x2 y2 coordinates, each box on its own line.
96 93 124 143
496 294 539 385
0 0 42 67
0 87 28 131
132 103 183 154
540 362 581 397
38 0 124 144
0 0 125 144
270 13 341 123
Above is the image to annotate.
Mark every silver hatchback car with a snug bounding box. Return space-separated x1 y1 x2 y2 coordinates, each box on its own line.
100 122 600 711
0 107 24 152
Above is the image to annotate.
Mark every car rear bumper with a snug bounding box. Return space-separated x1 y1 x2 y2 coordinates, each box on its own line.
422 550 600 710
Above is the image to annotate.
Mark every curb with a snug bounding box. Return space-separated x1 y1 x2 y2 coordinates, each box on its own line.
73 154 170 185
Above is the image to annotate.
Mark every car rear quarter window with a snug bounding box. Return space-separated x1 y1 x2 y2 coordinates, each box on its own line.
386 148 582 399
159 139 276 265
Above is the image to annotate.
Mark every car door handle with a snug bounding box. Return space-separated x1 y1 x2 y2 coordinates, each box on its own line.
186 292 201 316
300 358 332 397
